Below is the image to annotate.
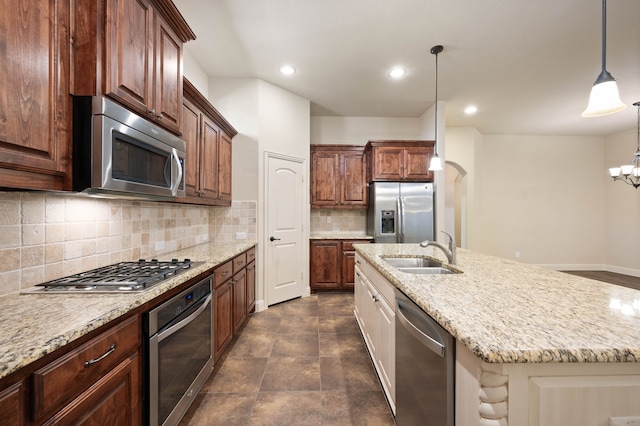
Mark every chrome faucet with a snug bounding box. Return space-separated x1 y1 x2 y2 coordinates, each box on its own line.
420 231 457 265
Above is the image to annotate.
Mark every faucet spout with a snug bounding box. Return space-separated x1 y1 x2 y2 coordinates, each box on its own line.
420 231 457 265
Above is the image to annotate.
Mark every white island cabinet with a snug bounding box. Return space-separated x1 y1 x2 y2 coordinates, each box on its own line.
353 243 640 426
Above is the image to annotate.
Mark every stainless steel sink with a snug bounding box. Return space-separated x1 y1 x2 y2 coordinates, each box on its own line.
382 257 461 275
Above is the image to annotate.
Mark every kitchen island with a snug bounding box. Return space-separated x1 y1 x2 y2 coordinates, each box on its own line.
354 243 640 426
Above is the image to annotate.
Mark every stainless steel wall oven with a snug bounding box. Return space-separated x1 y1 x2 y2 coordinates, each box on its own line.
144 275 214 425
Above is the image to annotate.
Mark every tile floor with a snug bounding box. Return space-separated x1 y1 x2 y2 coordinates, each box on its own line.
179 293 396 426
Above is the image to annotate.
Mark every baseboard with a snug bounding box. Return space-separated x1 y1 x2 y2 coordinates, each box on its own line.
536 264 606 271
255 299 266 312
603 264 640 278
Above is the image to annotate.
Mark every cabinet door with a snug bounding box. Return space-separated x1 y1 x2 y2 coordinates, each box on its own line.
311 151 339 206
404 146 434 181
375 295 396 403
232 268 247 333
105 0 154 116
181 99 201 198
340 152 367 207
44 354 140 426
246 261 256 314
341 250 356 290
364 280 378 354
309 241 341 292
372 147 404 181
0 0 71 190
218 132 233 203
214 280 233 361
152 12 182 134
353 265 367 330
199 115 220 200
0 382 25 426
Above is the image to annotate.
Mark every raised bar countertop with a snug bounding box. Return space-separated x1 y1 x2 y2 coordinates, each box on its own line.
0 241 256 380
354 243 640 364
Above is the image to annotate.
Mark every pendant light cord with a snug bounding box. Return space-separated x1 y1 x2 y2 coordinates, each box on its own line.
601 0 607 73
431 45 443 155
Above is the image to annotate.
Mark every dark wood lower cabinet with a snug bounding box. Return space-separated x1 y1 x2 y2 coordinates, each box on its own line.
214 279 234 361
214 247 256 362
310 239 371 292
44 354 140 425
232 268 247 333
0 382 25 425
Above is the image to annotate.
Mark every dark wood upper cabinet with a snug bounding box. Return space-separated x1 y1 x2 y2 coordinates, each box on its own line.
0 0 72 191
310 145 367 208
72 0 195 135
177 79 237 206
366 140 435 182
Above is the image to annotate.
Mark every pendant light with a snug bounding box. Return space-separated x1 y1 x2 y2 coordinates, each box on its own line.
428 45 444 171
582 0 626 117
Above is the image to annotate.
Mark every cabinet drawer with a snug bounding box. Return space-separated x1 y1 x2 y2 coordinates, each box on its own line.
246 247 256 264
342 240 371 251
32 315 140 420
233 253 247 272
215 261 233 288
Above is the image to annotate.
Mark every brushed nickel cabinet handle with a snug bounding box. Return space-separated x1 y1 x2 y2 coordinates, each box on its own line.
85 344 116 367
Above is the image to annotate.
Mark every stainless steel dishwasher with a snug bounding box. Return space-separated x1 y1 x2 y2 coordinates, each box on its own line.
395 289 455 426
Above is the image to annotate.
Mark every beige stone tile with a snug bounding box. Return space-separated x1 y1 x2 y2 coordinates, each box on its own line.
0 196 20 225
22 245 44 268
44 195 65 223
64 240 83 260
0 270 20 296
0 248 20 273
65 223 82 241
22 224 44 246
0 225 21 249
21 193 45 224
45 243 64 264
45 223 64 243
21 265 44 287
44 262 64 281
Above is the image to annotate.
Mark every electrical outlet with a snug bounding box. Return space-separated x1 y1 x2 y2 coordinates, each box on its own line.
610 417 640 426
327 216 332 223
236 232 247 240
155 241 164 251
515 251 520 258
202 232 209 242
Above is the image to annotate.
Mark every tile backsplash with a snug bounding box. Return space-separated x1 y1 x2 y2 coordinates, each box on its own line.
0 192 256 296
310 209 367 233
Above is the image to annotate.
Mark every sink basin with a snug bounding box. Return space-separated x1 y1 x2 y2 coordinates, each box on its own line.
382 257 444 268
382 257 461 275
396 266 457 275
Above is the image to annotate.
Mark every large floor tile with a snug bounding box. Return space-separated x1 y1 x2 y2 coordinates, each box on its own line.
260 357 320 391
271 333 319 357
228 331 276 358
180 393 257 426
249 391 323 426
320 356 381 392
319 315 360 334
204 358 268 393
277 315 319 334
320 332 368 357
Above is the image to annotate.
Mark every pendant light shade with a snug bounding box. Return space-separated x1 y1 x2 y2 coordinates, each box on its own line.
582 0 626 117
428 45 444 172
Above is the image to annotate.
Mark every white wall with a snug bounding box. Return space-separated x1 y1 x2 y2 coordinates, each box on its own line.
208 78 260 200
446 127 483 250
475 135 606 267
310 116 420 145
183 50 209 98
604 128 640 275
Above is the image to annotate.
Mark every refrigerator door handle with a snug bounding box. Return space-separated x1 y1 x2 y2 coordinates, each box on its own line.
398 197 405 243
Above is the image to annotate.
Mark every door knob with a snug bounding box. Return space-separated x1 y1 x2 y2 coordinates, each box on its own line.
269 236 281 241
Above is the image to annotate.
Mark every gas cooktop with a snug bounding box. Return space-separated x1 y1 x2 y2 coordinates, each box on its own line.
23 259 202 294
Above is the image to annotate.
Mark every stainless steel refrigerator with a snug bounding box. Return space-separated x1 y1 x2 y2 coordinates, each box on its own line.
366 182 434 243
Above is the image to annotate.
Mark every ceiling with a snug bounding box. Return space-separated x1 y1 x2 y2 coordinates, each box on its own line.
174 0 640 136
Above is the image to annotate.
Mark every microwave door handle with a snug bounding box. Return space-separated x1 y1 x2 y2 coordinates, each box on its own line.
170 148 182 197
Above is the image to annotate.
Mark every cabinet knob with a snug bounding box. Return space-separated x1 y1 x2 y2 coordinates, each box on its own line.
157 112 163 119
149 108 156 115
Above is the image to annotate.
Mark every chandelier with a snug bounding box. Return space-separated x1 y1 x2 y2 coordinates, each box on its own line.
608 102 640 188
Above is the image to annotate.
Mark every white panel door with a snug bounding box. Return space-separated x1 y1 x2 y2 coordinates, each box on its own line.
266 155 304 306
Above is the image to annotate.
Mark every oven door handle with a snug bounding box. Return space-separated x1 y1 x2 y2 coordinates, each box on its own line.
157 293 212 343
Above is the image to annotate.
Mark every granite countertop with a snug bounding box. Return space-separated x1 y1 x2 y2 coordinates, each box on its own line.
0 241 256 380
354 243 640 364
310 233 373 240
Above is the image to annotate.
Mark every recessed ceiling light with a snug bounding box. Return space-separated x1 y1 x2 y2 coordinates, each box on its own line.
279 65 296 75
388 67 406 79
464 105 478 115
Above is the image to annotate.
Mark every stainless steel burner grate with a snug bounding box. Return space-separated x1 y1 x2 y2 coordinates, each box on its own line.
26 259 200 293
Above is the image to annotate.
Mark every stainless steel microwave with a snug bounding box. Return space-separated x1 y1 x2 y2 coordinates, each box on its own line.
73 96 186 199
